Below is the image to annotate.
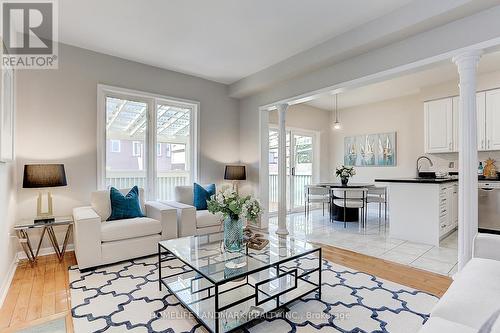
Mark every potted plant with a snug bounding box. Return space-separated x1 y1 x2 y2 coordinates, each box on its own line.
207 187 262 252
335 165 356 186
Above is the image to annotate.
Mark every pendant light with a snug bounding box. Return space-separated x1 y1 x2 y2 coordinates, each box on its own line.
333 94 341 130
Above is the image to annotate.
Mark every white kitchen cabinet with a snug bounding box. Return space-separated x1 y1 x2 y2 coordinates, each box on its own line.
452 92 486 151
486 89 500 150
424 98 453 153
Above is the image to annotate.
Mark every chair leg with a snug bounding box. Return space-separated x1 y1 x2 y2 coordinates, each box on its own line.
323 202 325 216
378 202 382 229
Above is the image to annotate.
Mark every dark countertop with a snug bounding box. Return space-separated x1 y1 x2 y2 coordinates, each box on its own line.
375 178 458 184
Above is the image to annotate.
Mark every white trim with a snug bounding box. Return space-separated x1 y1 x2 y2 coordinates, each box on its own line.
96 84 200 198
0 253 18 308
17 244 75 261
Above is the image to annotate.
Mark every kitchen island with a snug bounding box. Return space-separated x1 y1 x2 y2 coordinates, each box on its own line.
375 178 458 246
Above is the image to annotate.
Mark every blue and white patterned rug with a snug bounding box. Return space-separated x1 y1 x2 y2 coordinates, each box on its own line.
69 255 438 333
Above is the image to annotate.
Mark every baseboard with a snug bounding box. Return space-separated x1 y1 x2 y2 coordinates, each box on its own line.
0 252 19 308
17 244 74 260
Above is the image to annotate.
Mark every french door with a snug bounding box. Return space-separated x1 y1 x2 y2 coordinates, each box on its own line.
269 128 315 214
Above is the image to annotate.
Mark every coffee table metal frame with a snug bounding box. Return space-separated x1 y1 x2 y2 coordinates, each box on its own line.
158 235 322 333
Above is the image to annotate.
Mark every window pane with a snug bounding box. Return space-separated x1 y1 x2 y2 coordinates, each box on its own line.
156 103 191 200
105 97 147 190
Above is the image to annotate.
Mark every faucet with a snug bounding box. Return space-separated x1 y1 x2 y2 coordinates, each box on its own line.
416 156 433 177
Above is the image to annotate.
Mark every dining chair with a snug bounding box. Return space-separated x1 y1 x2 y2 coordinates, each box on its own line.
304 185 330 216
332 187 368 231
365 186 388 230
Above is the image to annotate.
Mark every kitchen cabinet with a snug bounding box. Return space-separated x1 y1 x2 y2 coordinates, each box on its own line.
424 98 453 153
439 183 458 237
426 90 493 153
486 89 500 150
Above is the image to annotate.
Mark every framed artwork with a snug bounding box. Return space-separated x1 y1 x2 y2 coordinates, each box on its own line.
344 132 396 167
0 61 14 162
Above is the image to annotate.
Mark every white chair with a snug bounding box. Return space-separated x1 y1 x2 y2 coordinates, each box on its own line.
365 186 387 229
304 185 330 216
73 188 178 270
332 188 368 231
159 185 223 237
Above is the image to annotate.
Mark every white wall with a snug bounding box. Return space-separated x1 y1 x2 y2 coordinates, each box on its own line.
15 43 240 249
268 104 331 182
0 161 17 304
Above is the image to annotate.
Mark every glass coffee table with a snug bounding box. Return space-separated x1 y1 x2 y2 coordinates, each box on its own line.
158 232 322 333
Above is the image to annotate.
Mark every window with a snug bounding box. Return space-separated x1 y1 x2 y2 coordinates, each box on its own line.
110 139 121 153
157 143 162 157
132 141 142 157
98 85 198 200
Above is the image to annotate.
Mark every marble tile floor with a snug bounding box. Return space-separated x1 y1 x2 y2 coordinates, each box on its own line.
268 207 458 276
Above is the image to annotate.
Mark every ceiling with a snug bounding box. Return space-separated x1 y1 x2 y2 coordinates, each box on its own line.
305 51 500 111
59 0 414 84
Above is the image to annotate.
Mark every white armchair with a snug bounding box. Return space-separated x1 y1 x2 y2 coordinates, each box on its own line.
160 185 223 237
73 188 177 270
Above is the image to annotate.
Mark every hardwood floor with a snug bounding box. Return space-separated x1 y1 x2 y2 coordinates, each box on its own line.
0 252 76 332
0 246 452 332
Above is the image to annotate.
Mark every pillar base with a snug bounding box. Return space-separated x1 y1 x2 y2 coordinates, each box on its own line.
275 228 289 236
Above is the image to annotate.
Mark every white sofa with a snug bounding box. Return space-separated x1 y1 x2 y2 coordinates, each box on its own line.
160 185 222 237
419 233 500 333
73 188 177 270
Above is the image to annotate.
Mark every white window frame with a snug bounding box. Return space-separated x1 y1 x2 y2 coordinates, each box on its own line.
110 139 121 153
97 84 199 200
156 142 162 157
132 141 142 157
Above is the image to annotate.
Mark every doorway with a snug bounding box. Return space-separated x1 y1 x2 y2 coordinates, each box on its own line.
268 127 316 214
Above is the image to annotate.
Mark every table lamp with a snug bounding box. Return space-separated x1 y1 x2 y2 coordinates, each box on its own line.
224 165 246 193
23 164 67 223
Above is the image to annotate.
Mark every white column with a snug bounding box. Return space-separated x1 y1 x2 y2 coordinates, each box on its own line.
453 49 482 271
276 104 289 236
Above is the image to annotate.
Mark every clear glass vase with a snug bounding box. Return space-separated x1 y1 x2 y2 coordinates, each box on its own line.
224 216 243 252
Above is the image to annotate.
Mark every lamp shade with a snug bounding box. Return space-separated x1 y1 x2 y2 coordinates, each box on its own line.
23 164 67 188
224 165 246 181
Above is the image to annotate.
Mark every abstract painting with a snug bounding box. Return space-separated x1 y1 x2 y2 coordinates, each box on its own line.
344 132 396 167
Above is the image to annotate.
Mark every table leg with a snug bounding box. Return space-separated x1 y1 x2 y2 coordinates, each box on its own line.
46 226 62 260
60 224 73 258
16 229 36 265
35 227 47 257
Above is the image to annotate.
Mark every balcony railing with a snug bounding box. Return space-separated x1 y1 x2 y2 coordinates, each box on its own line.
105 172 189 200
269 174 312 212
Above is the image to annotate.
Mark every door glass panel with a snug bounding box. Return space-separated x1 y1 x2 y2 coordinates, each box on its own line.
292 134 313 209
156 103 191 200
268 129 279 213
105 97 147 190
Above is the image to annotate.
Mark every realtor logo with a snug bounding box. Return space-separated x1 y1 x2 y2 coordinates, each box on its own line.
1 0 58 69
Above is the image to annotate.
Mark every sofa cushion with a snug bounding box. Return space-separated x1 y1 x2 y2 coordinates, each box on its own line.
101 217 161 242
107 186 145 221
193 183 216 210
431 258 500 330
419 317 477 333
91 187 146 221
196 210 221 228
175 186 194 205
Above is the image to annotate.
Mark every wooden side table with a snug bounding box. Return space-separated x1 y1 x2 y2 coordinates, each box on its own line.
13 216 73 265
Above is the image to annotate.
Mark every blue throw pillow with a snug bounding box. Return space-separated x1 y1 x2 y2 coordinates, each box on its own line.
107 186 145 221
193 183 216 210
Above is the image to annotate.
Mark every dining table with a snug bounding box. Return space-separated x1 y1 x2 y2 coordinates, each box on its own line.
316 182 375 222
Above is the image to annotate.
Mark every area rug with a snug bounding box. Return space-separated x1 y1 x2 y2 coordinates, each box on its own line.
18 318 66 333
69 256 438 333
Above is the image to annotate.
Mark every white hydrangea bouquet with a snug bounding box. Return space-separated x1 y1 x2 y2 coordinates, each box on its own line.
335 165 356 185
207 187 262 252
207 187 262 222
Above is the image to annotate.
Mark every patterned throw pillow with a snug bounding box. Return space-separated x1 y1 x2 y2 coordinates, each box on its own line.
107 186 145 221
193 183 216 210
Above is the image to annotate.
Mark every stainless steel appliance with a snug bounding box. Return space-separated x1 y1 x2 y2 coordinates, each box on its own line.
478 181 500 233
